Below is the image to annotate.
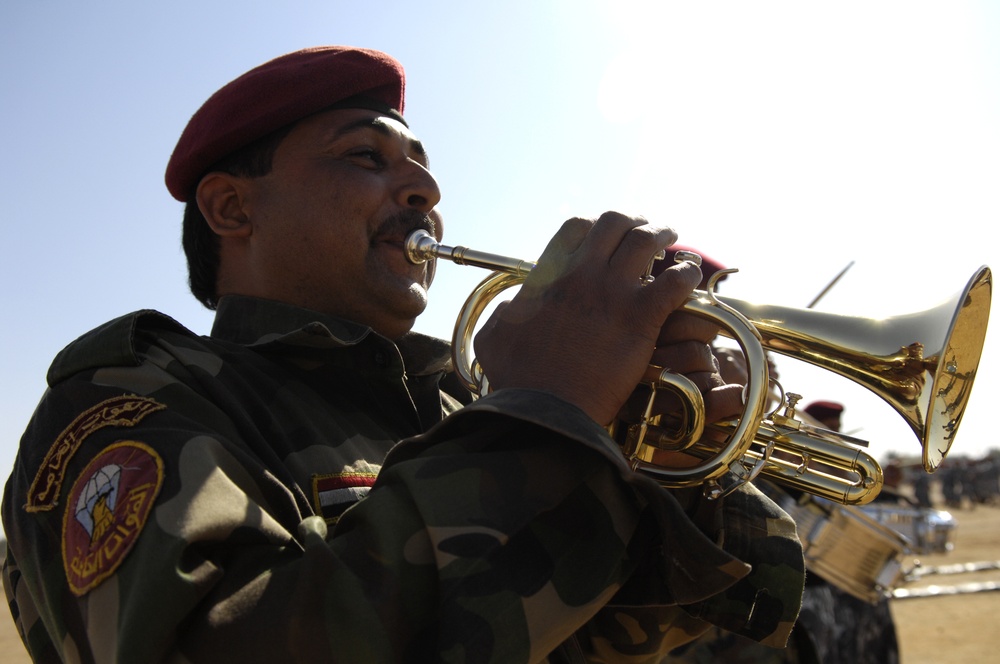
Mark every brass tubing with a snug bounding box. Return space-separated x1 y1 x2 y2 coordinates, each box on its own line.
405 229 536 276
404 229 991 504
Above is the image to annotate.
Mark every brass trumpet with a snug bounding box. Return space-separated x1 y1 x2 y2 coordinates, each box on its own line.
405 230 992 505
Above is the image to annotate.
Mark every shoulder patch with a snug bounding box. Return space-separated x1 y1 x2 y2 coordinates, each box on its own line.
312 473 377 524
62 441 164 596
26 395 166 512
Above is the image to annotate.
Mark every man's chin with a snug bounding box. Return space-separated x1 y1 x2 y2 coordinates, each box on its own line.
401 282 430 317
377 314 420 340
375 285 428 339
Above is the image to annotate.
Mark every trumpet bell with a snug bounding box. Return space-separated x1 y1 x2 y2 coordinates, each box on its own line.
718 265 992 472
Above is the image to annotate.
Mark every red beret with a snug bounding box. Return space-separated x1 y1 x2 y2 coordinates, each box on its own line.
804 400 844 419
165 46 406 202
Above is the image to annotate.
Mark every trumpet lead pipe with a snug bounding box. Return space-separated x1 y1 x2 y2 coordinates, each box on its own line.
405 230 536 277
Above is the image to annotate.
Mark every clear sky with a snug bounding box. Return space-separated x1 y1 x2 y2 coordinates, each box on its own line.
2 1 999 537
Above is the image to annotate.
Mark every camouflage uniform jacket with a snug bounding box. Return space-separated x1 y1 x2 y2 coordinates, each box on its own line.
2 295 804 663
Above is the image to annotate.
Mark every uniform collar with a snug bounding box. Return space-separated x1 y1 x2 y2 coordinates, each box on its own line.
210 295 453 376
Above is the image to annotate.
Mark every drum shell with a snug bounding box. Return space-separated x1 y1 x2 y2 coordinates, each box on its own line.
766 487 910 603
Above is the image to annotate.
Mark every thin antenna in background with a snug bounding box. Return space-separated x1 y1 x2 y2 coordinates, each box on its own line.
807 261 855 309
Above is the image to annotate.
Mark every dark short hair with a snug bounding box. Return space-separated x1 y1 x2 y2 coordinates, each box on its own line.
182 124 294 309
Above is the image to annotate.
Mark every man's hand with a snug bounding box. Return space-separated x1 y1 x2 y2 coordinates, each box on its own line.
472 212 703 426
647 312 745 425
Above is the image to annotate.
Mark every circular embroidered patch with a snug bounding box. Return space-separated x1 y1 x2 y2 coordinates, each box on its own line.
62 441 164 596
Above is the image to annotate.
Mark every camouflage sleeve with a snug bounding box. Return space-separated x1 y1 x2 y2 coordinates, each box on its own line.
562 483 804 662
380 391 803 661
3 373 800 663
660 625 804 664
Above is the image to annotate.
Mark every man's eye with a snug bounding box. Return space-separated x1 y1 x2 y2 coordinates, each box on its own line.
350 148 384 166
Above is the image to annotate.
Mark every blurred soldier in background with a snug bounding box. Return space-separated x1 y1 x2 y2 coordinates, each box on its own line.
792 401 900 664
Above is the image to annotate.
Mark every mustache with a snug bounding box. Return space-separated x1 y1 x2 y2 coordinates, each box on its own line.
375 209 437 241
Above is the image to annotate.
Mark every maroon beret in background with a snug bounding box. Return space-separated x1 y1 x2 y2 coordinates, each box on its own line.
165 46 406 202
804 400 845 420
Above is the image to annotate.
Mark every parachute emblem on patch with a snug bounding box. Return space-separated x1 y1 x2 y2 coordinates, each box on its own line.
75 463 123 542
62 441 164 596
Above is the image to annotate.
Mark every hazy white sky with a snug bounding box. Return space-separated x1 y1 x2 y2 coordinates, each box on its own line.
2 1 999 535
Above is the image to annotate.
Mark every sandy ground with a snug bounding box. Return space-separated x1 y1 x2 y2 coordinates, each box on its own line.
0 505 997 662
889 502 1000 663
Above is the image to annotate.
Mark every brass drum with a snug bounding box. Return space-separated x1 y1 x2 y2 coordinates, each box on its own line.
767 488 910 603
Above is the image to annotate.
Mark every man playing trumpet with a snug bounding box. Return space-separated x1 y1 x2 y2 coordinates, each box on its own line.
2 46 804 663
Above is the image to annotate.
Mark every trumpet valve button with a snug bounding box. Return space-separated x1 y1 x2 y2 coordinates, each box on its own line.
673 250 702 266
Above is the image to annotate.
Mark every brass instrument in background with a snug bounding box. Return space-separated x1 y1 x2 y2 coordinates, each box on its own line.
405 230 992 505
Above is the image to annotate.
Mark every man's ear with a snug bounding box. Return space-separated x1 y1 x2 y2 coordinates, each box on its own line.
196 172 253 238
